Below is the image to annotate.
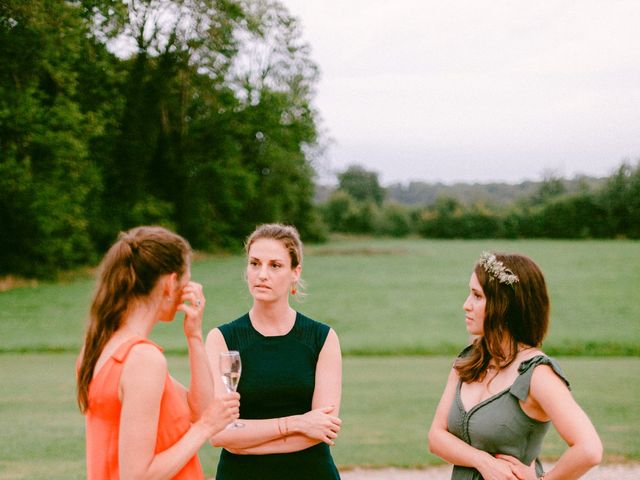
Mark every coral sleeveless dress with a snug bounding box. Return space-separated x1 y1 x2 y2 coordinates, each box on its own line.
85 336 204 480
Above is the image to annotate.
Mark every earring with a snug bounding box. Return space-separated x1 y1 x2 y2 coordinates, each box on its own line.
291 285 297 295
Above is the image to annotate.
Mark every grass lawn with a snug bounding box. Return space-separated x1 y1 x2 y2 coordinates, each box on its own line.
1 238 639 356
0 238 638 478
0 354 637 479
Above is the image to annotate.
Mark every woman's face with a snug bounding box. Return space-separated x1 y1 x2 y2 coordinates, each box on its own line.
246 238 300 303
463 272 486 336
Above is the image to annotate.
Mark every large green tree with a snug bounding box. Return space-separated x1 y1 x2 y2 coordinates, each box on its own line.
83 0 244 242
226 0 326 240
87 0 325 245
0 0 104 276
1 0 326 278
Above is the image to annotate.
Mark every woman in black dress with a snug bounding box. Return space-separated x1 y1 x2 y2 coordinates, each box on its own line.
205 223 342 479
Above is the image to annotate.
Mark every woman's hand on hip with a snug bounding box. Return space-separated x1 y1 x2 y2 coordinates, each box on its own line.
495 454 537 480
475 452 524 480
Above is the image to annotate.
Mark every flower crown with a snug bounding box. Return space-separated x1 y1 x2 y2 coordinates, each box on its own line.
479 252 519 286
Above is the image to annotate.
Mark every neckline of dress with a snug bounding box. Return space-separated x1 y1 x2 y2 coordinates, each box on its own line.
457 354 546 414
247 311 299 338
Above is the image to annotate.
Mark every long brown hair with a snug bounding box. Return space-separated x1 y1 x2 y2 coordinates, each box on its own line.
455 253 550 383
76 226 191 413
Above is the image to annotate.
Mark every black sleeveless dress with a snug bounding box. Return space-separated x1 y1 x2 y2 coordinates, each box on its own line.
215 312 341 480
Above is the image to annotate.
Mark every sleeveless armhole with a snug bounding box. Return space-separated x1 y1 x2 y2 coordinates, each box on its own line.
112 336 162 363
293 313 331 359
509 355 570 402
218 314 257 352
217 322 233 350
90 337 162 383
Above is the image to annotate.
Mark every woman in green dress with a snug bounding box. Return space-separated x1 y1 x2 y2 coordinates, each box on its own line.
429 252 602 480
205 223 342 479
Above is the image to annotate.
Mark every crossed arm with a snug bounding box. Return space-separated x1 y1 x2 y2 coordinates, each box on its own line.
205 327 342 454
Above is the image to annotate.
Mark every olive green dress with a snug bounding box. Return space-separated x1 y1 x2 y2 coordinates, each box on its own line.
215 312 341 480
447 350 570 480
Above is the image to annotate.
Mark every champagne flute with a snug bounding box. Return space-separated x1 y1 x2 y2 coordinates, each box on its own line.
219 351 244 428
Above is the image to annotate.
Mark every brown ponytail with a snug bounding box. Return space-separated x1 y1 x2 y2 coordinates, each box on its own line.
77 226 191 413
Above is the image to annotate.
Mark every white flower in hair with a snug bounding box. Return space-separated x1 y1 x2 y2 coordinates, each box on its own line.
479 252 519 286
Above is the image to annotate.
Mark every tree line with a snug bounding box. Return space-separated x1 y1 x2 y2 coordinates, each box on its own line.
1 0 325 278
2 2 638 280
385 176 607 207
320 163 640 240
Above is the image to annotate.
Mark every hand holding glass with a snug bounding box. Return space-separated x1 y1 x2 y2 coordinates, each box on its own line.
219 351 244 428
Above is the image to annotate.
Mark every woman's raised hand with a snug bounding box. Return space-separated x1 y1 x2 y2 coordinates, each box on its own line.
178 281 206 339
293 406 342 446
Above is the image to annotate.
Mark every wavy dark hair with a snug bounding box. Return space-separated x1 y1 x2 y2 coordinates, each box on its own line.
76 226 191 413
455 253 550 383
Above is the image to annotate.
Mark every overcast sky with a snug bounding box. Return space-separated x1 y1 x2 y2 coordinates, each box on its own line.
278 0 640 185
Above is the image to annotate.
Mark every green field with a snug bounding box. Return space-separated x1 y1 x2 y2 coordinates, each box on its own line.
0 353 637 479
1 238 638 355
0 238 639 478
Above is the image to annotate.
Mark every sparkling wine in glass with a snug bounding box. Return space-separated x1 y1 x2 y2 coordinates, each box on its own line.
219 350 244 428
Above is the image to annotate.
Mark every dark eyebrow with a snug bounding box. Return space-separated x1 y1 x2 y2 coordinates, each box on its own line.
249 256 287 263
270 259 284 263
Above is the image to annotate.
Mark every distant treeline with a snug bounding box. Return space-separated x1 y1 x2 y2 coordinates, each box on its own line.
386 176 607 207
1 0 325 278
319 163 640 239
2 2 638 280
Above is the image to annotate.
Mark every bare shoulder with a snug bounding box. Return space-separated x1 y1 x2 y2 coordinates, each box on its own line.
321 328 341 354
124 343 167 377
119 343 167 400
205 327 227 351
517 347 546 363
520 349 565 384
326 328 340 343
531 361 565 383
529 361 571 406
206 327 224 342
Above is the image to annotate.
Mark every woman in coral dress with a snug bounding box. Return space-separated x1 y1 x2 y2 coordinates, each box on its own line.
76 225 239 479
